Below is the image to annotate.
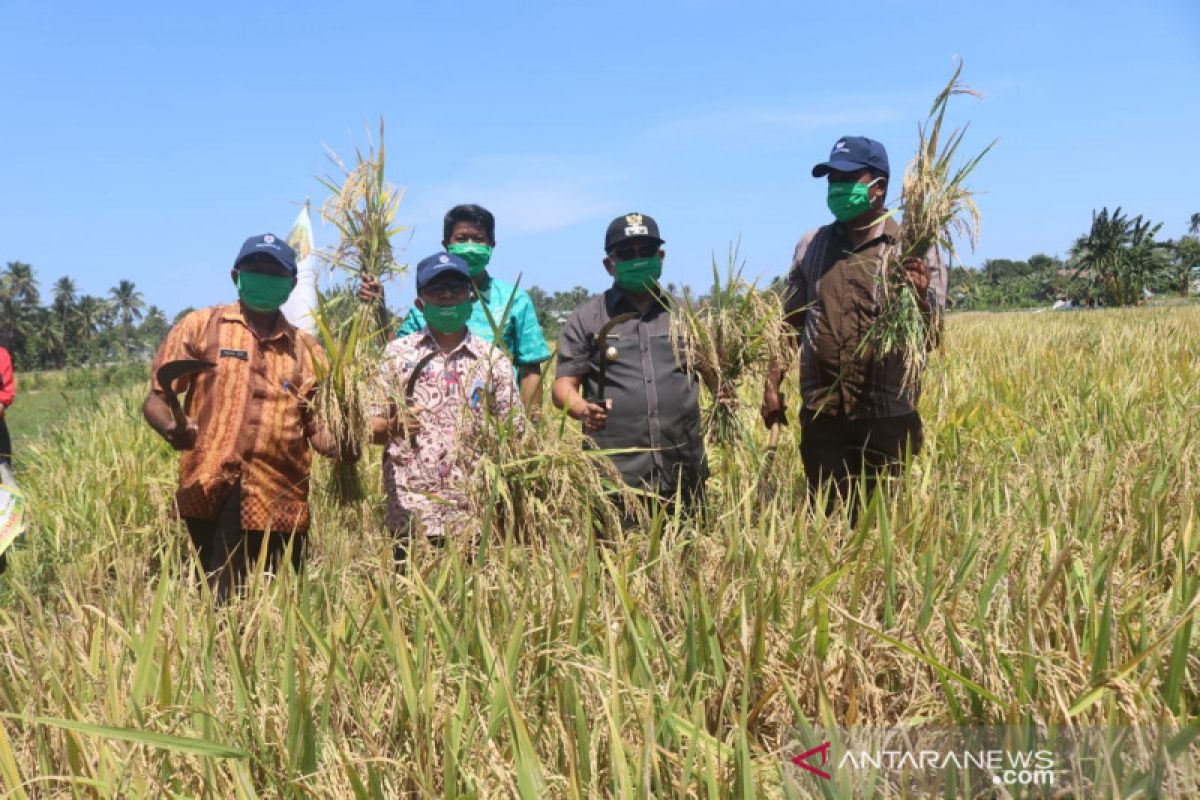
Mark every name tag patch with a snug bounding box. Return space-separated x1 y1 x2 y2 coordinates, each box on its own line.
220 349 248 361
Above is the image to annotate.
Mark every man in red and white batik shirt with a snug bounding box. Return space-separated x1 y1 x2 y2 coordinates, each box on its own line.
369 252 520 565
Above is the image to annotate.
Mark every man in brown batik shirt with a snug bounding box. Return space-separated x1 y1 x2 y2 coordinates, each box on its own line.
144 233 349 600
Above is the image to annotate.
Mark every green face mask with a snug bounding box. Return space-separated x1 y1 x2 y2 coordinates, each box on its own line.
826 180 876 223
613 255 663 293
447 242 493 276
423 300 473 334
237 271 294 313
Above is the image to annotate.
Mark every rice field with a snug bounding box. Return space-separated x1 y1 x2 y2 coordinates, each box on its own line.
0 306 1197 798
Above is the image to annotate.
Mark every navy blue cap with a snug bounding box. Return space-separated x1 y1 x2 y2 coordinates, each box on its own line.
811 136 890 178
416 252 471 291
234 233 298 275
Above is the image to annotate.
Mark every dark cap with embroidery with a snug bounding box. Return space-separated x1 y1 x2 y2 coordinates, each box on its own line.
604 212 664 252
811 136 890 178
415 252 471 291
233 233 298 275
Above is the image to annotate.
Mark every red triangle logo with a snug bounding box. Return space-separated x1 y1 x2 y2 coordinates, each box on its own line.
792 741 833 780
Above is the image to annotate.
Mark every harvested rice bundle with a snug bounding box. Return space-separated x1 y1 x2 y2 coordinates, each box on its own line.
871 61 994 388
669 243 786 443
310 121 407 504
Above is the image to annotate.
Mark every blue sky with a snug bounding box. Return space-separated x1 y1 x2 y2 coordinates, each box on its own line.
3 0 1198 318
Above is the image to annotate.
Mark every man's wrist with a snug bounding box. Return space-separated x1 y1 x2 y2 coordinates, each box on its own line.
917 287 934 314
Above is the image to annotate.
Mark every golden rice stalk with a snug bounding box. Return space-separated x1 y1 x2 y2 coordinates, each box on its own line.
310 120 407 504
870 60 995 388
309 292 373 503
465 405 648 541
669 242 786 442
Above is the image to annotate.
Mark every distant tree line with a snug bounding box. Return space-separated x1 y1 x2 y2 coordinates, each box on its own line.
951 210 1200 310
526 283 703 340
0 262 168 370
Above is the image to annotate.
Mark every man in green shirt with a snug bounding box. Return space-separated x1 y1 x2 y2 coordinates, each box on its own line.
361 204 551 407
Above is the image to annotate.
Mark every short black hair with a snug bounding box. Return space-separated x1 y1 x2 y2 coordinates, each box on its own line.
443 204 496 245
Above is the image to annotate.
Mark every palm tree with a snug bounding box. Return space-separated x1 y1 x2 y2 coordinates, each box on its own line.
31 309 66 368
52 276 78 326
75 295 108 343
1069 207 1165 306
1190 212 1200 237
4 262 39 306
139 305 169 350
1 261 39 353
109 280 145 355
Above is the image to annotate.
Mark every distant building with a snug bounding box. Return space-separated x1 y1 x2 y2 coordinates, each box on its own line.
1057 268 1093 281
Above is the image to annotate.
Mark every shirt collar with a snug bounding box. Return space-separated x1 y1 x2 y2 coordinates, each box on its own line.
221 301 295 342
606 283 673 316
418 327 485 358
834 213 899 252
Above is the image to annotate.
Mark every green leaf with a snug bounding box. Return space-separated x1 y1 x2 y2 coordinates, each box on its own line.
2 713 249 759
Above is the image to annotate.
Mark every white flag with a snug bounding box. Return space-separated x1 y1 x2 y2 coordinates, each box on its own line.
281 202 318 335
0 482 25 558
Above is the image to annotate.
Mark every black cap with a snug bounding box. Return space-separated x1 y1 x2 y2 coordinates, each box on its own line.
604 212 664 252
233 233 298 275
811 136 890 178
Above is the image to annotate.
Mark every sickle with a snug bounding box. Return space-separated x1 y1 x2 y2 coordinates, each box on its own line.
403 350 440 447
594 312 638 403
156 359 216 430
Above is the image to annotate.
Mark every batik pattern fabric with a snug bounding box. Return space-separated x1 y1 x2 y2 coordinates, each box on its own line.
149 303 326 533
372 329 519 539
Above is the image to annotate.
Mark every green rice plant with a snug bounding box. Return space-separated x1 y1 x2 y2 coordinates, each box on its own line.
309 120 407 504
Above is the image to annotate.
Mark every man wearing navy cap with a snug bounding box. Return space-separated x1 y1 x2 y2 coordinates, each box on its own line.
368 252 519 563
143 233 350 600
360 204 551 408
761 136 947 518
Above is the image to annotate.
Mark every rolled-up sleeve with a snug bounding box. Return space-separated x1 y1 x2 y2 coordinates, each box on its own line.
510 290 551 366
0 348 14 407
149 310 208 395
554 309 592 378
